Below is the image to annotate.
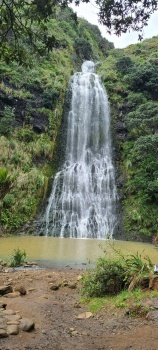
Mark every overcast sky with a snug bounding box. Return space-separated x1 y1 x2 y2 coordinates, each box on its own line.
70 2 158 48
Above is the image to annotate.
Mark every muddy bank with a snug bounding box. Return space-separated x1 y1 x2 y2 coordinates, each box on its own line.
0 268 158 350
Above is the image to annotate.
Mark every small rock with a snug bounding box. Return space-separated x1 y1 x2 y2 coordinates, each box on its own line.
77 275 82 281
0 329 8 338
50 284 60 291
76 312 93 320
7 324 19 335
4 291 20 298
14 285 27 295
6 321 20 325
20 318 35 332
0 302 7 309
42 295 48 299
0 285 13 296
60 280 69 287
5 314 21 322
74 302 81 309
2 309 16 315
146 310 158 321
68 283 77 289
28 288 35 292
149 275 158 291
71 330 78 336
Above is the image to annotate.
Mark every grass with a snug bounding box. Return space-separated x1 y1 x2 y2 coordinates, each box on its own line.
80 288 158 316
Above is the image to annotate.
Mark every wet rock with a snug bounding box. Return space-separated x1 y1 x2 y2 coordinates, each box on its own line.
20 318 35 332
0 285 13 295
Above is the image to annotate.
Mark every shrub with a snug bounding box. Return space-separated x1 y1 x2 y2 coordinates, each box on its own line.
115 56 134 75
9 248 27 267
3 193 16 208
81 243 152 297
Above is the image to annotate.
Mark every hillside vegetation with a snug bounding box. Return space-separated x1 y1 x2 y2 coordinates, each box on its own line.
99 36 158 241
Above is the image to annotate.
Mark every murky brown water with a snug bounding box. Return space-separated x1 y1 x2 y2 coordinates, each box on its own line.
0 236 158 268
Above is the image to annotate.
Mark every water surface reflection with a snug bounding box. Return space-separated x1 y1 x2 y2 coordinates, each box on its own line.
0 236 158 268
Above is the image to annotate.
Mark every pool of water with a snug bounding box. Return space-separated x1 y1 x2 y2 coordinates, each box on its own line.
0 236 158 269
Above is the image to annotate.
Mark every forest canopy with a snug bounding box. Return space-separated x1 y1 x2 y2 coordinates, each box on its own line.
0 0 157 61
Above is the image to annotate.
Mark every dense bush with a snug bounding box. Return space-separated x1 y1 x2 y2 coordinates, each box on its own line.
81 244 152 297
74 37 93 60
115 56 134 75
126 62 158 100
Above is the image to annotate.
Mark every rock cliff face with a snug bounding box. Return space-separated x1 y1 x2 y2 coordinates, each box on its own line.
0 82 50 133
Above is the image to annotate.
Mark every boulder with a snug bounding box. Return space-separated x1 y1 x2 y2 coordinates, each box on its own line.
20 318 35 332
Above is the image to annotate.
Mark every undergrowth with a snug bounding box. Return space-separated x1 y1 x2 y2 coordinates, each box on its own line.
81 242 153 297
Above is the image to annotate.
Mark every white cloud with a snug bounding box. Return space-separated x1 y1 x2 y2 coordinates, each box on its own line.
70 2 158 48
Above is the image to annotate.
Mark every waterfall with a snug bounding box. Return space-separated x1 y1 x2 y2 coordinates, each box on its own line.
45 61 117 238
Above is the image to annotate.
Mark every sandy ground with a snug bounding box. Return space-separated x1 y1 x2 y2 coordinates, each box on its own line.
0 267 158 350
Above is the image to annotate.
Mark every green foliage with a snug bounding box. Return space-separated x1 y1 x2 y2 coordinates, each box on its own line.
126 61 158 100
9 248 27 267
99 36 158 241
0 168 9 184
95 0 157 37
125 102 158 139
0 107 15 136
3 193 16 208
115 56 134 75
126 92 147 109
81 243 152 297
81 257 126 297
74 38 93 60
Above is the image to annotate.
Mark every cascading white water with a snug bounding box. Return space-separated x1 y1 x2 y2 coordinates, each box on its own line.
45 61 117 238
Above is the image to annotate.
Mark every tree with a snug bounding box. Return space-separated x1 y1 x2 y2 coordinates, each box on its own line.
0 0 76 62
94 0 157 39
0 0 157 62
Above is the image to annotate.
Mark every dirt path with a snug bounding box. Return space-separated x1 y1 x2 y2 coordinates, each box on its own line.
0 268 158 350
